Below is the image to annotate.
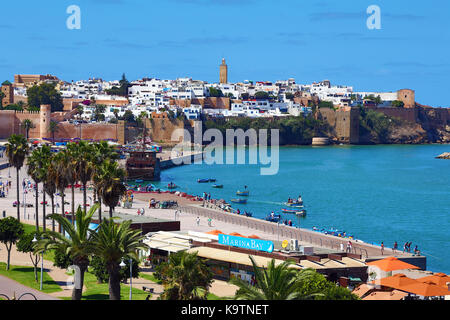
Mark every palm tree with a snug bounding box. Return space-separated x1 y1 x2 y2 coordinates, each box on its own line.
158 251 213 300
34 204 99 300
21 119 34 141
91 141 119 223
66 142 80 224
27 146 51 232
53 151 70 232
49 120 59 145
76 141 95 213
5 134 29 221
43 157 57 232
96 159 127 219
90 218 148 300
229 256 314 300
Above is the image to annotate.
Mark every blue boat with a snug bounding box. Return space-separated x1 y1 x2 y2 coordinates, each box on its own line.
197 179 210 183
230 198 247 204
212 184 223 188
265 214 282 223
236 190 249 196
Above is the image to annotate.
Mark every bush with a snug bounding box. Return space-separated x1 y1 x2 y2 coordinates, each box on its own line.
90 256 140 283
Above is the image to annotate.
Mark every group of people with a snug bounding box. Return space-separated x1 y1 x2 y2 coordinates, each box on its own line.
399 241 420 255
0 180 10 198
137 207 145 216
287 195 303 204
202 192 212 201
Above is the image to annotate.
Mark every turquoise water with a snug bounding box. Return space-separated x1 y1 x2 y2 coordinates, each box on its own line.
152 145 450 274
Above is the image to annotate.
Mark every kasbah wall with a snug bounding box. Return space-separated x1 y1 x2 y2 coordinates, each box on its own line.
318 107 360 144
145 116 189 143
0 104 126 143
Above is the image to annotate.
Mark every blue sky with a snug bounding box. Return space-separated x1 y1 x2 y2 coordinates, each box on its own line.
1 0 449 107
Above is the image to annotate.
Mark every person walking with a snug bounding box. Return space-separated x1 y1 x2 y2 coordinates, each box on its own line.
346 241 352 253
208 217 212 227
393 241 398 254
381 242 384 255
196 216 200 226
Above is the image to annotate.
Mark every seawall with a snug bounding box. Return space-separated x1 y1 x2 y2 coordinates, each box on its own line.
160 152 205 170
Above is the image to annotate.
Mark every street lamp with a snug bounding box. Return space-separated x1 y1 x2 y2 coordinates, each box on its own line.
32 236 44 291
120 258 133 300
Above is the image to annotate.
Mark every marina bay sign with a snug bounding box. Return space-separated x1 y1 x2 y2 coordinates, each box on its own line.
218 234 274 253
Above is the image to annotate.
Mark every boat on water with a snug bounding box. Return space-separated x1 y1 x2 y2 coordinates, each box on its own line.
198 178 210 183
212 184 223 188
284 202 303 208
135 179 144 183
265 214 282 223
209 178 217 182
281 208 307 216
236 190 249 196
230 198 247 204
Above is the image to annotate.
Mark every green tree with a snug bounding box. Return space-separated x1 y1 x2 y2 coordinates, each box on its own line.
27 145 52 232
230 256 303 300
16 231 42 281
295 270 358 300
76 141 95 214
96 160 127 218
254 91 269 100
122 110 135 123
90 255 139 284
0 217 24 270
93 104 106 122
209 87 223 98
157 251 213 300
49 120 59 145
90 218 148 300
392 100 405 108
21 119 34 141
34 204 99 300
318 101 335 109
91 141 119 223
65 143 80 224
6 134 29 221
43 157 58 232
0 91 5 108
52 151 70 230
26 83 63 112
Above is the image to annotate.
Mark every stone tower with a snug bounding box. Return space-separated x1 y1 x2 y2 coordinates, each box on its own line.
39 104 51 139
1 81 14 106
397 89 415 108
219 58 228 84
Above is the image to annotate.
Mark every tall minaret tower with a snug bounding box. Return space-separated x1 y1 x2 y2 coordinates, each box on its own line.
219 58 228 84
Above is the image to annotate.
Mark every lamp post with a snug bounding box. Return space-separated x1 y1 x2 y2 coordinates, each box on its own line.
32 235 44 291
120 259 132 300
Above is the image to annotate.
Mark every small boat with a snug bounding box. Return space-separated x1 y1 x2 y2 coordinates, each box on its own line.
282 208 307 216
135 179 144 183
209 178 216 182
265 214 281 223
212 184 223 188
236 190 249 196
284 202 303 208
230 198 247 204
167 183 177 189
197 179 210 183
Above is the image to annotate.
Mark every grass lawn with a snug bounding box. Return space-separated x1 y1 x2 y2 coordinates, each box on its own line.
0 262 62 294
59 271 151 300
140 273 162 284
